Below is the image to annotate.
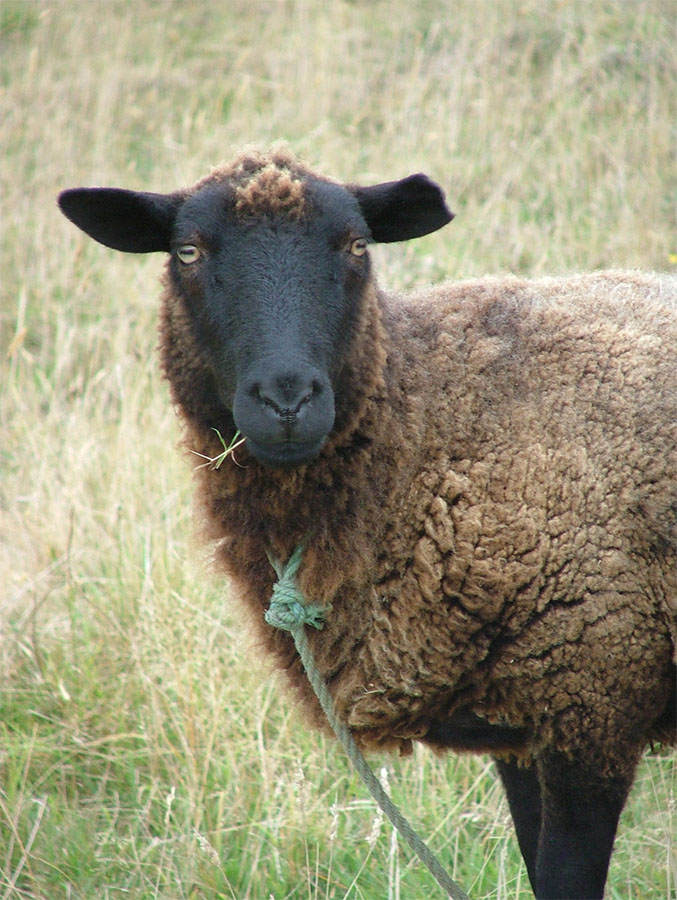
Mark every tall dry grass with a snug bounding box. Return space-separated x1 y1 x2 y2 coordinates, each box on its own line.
1 2 675 898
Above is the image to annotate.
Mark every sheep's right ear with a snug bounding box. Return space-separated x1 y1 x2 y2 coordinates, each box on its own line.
58 188 184 253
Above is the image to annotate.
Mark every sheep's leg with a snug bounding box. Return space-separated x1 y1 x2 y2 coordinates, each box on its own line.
494 757 541 891
534 752 633 900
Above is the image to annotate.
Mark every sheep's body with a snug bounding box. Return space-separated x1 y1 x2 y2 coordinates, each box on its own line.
59 150 676 899
175 269 676 778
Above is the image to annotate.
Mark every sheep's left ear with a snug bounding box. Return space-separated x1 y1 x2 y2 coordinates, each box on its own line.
58 187 184 253
351 174 454 243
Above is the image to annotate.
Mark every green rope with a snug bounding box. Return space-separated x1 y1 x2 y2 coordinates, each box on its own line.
265 545 471 900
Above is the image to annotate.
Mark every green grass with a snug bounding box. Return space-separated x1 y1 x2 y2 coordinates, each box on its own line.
1 1 675 897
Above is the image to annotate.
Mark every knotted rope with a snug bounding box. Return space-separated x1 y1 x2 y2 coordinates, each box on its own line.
265 545 471 900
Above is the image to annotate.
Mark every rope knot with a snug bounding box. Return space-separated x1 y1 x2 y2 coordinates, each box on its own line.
264 545 326 632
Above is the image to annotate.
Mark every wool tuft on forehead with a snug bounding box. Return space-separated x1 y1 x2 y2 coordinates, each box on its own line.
200 147 313 220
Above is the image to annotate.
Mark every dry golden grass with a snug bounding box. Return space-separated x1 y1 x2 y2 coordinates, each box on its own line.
1 2 675 898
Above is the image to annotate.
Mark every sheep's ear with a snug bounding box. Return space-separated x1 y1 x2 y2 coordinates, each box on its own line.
352 174 454 243
58 187 184 253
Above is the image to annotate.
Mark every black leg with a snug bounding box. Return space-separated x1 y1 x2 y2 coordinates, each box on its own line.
534 753 634 900
494 757 541 893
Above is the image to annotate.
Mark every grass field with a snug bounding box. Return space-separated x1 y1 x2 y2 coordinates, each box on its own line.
1 1 675 898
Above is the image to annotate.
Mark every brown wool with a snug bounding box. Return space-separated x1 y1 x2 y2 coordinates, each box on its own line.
234 163 307 220
193 147 313 221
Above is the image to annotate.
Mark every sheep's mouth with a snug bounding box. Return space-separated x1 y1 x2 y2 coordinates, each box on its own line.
247 437 325 469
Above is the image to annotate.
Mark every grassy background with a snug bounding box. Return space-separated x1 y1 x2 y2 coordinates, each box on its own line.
1 1 675 897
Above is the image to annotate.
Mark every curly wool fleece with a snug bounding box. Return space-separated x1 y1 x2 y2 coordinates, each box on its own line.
160 208 676 781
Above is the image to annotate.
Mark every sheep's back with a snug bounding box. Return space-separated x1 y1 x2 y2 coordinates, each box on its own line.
414 271 676 552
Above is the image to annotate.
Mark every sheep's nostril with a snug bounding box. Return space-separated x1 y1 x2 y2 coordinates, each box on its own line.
249 371 325 422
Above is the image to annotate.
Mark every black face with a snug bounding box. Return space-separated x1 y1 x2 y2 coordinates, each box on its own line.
57 158 453 469
168 180 372 467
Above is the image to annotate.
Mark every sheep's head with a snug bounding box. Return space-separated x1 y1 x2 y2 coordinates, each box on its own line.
58 150 453 468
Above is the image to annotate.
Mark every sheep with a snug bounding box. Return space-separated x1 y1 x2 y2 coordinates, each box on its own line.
58 147 676 900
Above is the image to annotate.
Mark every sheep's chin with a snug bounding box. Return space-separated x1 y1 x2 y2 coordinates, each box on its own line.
247 437 325 470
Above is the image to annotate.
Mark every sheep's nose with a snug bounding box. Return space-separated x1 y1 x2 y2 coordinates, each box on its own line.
232 361 336 468
254 373 321 424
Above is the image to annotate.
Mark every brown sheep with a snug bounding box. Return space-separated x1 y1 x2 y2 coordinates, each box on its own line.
58 147 676 900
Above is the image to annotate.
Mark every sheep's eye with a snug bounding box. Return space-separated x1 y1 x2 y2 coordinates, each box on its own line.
177 244 201 265
349 238 368 257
